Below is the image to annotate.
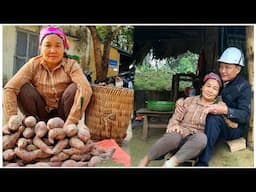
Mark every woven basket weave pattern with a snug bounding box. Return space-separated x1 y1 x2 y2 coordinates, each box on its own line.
86 85 134 144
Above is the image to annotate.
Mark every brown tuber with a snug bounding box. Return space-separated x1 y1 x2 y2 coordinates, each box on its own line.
8 115 23 131
24 116 37 127
34 121 48 137
69 137 85 150
77 123 91 143
3 124 11 135
33 136 53 154
48 128 66 144
47 117 64 129
3 125 25 150
63 124 77 137
3 149 16 161
23 127 35 139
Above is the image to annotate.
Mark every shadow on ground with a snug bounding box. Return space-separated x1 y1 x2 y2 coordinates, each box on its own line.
98 120 254 168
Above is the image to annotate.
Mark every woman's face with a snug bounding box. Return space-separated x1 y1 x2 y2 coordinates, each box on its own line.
201 79 220 102
219 63 241 82
40 34 64 65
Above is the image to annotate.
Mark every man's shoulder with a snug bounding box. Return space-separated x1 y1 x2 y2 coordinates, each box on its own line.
223 75 251 97
237 75 249 83
236 75 251 89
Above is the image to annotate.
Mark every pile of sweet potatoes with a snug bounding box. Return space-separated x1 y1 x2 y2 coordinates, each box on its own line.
3 115 115 167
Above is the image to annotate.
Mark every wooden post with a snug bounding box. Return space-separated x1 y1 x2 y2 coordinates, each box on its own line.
246 26 254 149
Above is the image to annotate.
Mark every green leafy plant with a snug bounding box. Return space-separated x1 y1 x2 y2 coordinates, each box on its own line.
67 54 81 63
135 51 198 90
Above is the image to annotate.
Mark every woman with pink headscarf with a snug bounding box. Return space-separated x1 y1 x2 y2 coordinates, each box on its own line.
3 26 92 127
138 72 223 167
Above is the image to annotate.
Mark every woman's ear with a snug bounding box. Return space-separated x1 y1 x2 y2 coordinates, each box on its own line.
236 65 241 74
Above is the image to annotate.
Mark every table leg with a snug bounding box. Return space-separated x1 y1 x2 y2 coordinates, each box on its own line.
142 115 148 140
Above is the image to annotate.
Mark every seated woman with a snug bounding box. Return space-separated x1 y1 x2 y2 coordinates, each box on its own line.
3 26 92 127
138 72 223 167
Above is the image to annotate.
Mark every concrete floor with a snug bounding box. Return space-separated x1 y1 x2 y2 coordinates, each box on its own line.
99 120 254 167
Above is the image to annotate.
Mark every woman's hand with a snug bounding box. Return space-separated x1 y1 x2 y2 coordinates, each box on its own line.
166 124 183 134
223 116 238 128
63 119 76 128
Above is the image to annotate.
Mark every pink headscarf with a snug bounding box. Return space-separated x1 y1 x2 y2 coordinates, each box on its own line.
203 72 222 88
39 26 69 49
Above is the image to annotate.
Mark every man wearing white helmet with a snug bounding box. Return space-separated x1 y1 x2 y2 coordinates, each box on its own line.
196 47 251 166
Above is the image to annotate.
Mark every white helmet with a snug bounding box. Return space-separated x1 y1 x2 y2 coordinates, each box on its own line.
217 47 244 66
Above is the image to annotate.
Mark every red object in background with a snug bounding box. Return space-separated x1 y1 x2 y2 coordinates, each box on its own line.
135 115 143 121
95 139 131 167
184 87 190 97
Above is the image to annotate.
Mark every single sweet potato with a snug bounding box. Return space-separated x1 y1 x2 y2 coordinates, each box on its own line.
8 115 23 131
14 147 41 162
70 153 91 161
52 139 69 154
23 127 35 139
77 123 91 143
62 142 94 155
36 150 52 159
3 124 11 135
48 128 66 144
24 116 37 127
50 152 69 162
62 148 83 156
63 124 77 137
47 117 64 129
34 121 48 137
33 136 53 154
69 137 85 150
17 138 29 148
3 125 25 150
3 149 16 161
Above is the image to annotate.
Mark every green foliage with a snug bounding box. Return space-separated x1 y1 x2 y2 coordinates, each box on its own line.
67 54 81 63
166 51 198 74
135 51 198 90
134 65 174 90
96 26 134 53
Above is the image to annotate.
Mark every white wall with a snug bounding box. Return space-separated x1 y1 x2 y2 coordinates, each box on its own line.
3 25 16 84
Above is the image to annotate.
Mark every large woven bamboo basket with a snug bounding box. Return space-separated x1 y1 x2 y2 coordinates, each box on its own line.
86 85 134 145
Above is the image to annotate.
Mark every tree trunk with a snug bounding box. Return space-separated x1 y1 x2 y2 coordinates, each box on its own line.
88 26 104 81
102 26 112 79
88 26 123 81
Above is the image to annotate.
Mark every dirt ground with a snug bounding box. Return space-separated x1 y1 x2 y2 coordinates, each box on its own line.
98 120 254 168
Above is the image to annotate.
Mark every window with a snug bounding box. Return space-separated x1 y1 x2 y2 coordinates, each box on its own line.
14 29 39 74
